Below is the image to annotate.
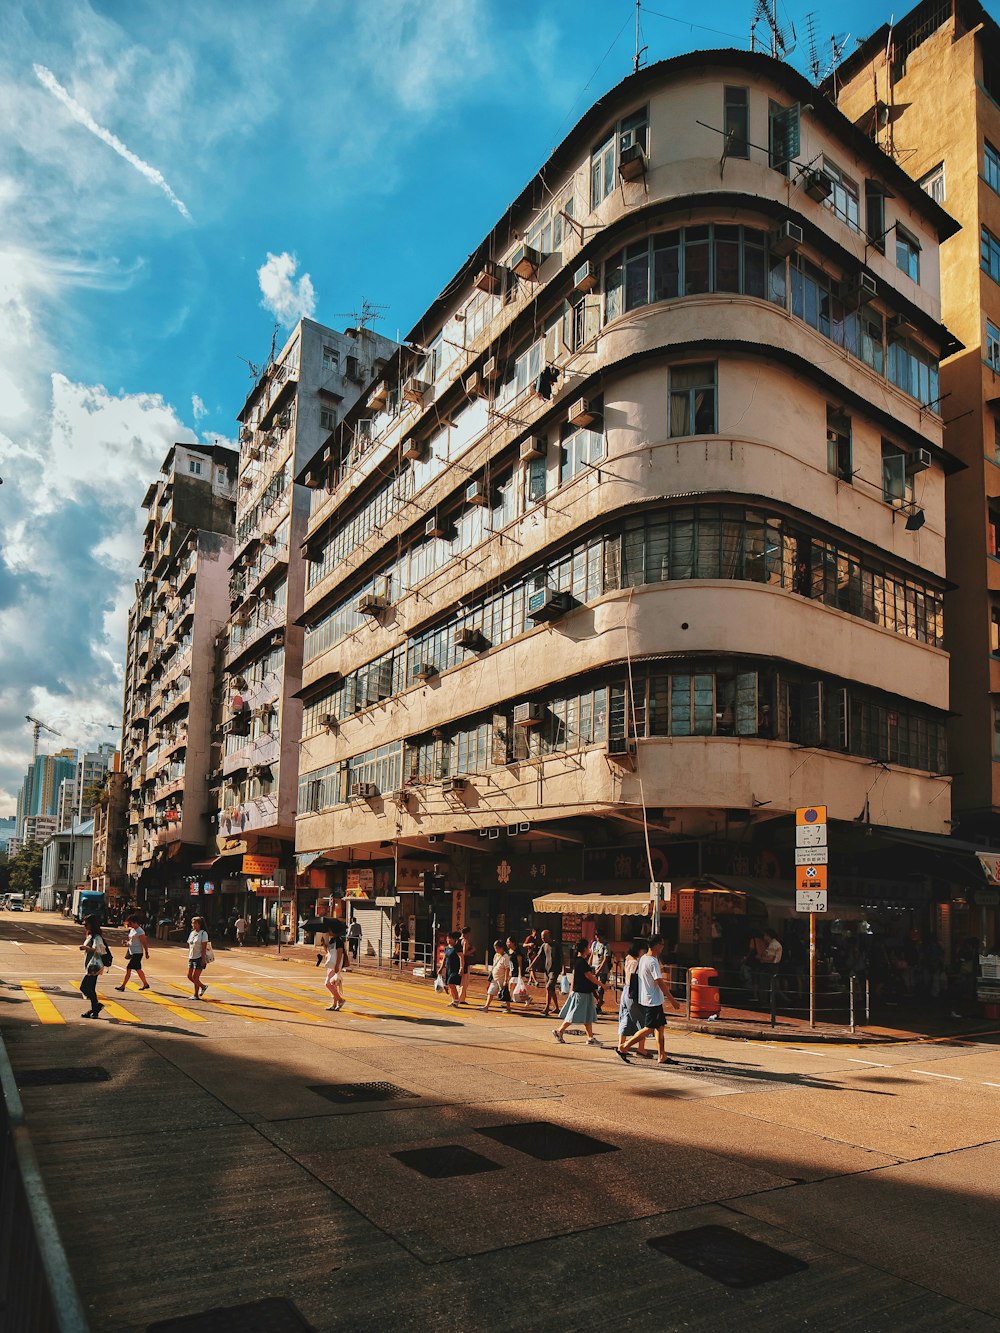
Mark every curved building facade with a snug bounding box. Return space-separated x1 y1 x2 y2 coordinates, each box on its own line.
294 51 958 957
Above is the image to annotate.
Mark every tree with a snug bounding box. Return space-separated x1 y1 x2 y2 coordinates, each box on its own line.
9 841 43 895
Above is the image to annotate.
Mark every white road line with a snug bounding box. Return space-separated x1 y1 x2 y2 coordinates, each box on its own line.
981 1081 1000 1088
911 1069 962 1080
847 1057 889 1065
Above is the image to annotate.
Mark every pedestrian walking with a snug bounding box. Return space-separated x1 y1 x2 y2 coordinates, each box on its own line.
530 930 561 1016
617 939 648 1057
347 917 362 961
115 912 151 992
315 931 327 967
589 928 612 1013
439 932 464 1006
234 915 248 946
618 934 680 1064
552 939 602 1046
255 916 269 946
457 926 476 1003
78 913 108 1019
522 929 539 983
506 935 531 1007
187 916 210 999
483 940 513 1012
324 930 348 1010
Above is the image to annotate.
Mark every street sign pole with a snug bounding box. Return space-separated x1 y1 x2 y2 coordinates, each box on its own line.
809 911 816 1029
795 805 828 1031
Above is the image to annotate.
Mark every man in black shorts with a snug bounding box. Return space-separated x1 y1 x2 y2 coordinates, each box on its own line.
530 929 560 1016
618 935 680 1065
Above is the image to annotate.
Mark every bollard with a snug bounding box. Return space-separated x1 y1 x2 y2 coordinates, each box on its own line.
770 974 777 1028
378 941 382 970
685 968 692 1021
849 975 856 1034
865 976 871 1024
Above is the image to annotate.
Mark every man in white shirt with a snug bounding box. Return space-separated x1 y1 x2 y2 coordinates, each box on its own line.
618 935 679 1065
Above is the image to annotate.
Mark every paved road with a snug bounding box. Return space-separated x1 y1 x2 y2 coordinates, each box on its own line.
2 916 999 1332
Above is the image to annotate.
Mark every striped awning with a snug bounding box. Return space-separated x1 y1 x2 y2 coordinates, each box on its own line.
532 891 653 918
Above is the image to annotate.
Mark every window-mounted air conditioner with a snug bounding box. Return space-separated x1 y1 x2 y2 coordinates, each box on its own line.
520 437 544 461
888 312 919 339
391 789 412 806
527 588 572 623
618 141 647 180
568 397 600 428
276 410 291 430
425 516 450 539
442 776 468 794
841 271 878 310
412 661 437 681
607 735 636 757
511 245 543 281
573 260 599 294
402 377 428 406
474 261 506 295
771 220 803 257
466 479 490 506
401 437 427 461
905 447 932 474
357 589 389 615
321 713 338 731
271 629 284 646
368 381 389 411
482 356 501 382
513 701 542 726
455 626 485 651
352 782 379 799
465 369 485 398
804 169 832 202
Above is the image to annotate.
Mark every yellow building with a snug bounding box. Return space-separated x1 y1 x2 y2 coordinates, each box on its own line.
294 51 958 966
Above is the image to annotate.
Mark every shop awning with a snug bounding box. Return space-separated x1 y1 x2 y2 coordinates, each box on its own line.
532 891 653 917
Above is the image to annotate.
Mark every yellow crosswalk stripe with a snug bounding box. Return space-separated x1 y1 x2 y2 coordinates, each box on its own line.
289 976 458 1019
251 981 376 1021
96 992 141 1022
114 983 207 1023
208 981 326 1023
20 981 65 1025
160 980 269 1022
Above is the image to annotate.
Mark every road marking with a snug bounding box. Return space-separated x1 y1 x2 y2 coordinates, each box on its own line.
20 981 65 1024
209 981 326 1023
289 978 448 1018
111 984 207 1024
160 980 270 1022
982 1081 1000 1088
911 1069 962 1080
847 1058 889 1066
96 993 141 1023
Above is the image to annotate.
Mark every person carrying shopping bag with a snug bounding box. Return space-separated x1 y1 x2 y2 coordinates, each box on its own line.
551 939 602 1047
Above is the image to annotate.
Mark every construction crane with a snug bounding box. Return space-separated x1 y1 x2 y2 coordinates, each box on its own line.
25 714 62 760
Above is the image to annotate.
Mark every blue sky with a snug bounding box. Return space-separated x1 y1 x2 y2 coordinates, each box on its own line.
0 0 995 815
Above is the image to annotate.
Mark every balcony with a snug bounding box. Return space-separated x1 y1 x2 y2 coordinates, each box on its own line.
225 605 285 667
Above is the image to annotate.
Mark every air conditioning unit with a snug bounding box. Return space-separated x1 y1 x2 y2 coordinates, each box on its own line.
474 261 506 294
391 789 412 806
466 479 490 506
618 141 647 180
262 532 276 546
412 661 437 681
607 736 636 757
482 356 501 382
511 244 543 281
568 397 600 428
513 701 542 726
527 588 573 623
239 426 252 443
352 782 379 799
465 369 485 398
402 377 428 406
322 713 338 731
888 312 919 339
771 220 804 257
841 271 878 310
368 381 389 411
276 410 291 430
442 776 468 794
573 260 599 294
520 437 544 461
401 437 427 461
425 516 450 539
357 590 389 615
271 629 284 646
804 169 832 201
455 626 484 651
905 447 932 474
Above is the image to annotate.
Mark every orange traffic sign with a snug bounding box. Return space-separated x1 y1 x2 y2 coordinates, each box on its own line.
795 864 827 892
795 805 827 826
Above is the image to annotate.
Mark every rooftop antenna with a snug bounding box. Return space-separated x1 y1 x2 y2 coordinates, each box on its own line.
236 354 261 380
333 298 390 338
267 321 279 368
805 11 821 81
633 0 648 74
751 0 796 59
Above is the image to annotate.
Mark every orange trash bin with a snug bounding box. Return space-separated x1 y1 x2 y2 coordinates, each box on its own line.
689 966 721 1018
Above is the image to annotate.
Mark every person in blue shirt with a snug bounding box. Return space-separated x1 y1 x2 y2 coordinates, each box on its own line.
439 932 463 1006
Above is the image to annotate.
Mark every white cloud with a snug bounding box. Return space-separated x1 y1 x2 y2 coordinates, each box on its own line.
192 393 207 420
257 251 316 326
33 63 193 221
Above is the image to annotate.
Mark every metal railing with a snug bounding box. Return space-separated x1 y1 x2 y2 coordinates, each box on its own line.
0 1037 89 1332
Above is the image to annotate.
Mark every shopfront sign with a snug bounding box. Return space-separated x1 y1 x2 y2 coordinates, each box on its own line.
243 854 279 876
346 869 374 897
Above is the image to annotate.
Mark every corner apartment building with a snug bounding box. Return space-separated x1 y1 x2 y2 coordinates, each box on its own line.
39 818 93 910
831 3 1000 881
216 319 395 916
121 442 238 902
90 767 129 900
293 50 961 963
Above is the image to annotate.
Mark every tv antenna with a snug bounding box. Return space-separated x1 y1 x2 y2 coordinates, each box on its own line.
750 0 796 59
333 298 389 336
805 12 821 81
236 354 261 381
633 0 648 74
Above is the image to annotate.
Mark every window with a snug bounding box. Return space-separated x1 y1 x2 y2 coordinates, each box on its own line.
560 421 605 484
322 345 339 372
988 320 1000 370
768 100 799 175
669 364 717 437
919 162 945 203
994 417 1000 464
986 142 1000 195
723 86 749 158
882 440 913 507
888 335 939 406
319 407 337 432
989 505 1000 559
827 407 852 482
895 227 920 283
982 226 1000 284
526 451 547 504
865 180 886 250
604 225 771 318
188 459 203 475
591 107 648 206
823 159 860 230
991 607 1000 656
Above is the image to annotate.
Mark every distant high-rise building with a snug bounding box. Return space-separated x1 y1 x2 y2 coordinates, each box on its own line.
57 777 78 832
15 749 78 838
76 743 116 821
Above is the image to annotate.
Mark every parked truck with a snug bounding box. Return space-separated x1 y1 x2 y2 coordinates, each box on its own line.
71 889 106 924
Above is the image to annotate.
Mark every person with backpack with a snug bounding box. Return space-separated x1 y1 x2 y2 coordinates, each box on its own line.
482 940 513 1013
78 913 109 1019
187 916 210 1000
114 912 151 993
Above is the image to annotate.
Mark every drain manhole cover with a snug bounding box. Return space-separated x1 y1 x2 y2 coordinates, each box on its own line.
648 1224 808 1288
477 1121 618 1161
392 1145 502 1178
147 1295 315 1331
309 1081 419 1105
18 1067 111 1088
